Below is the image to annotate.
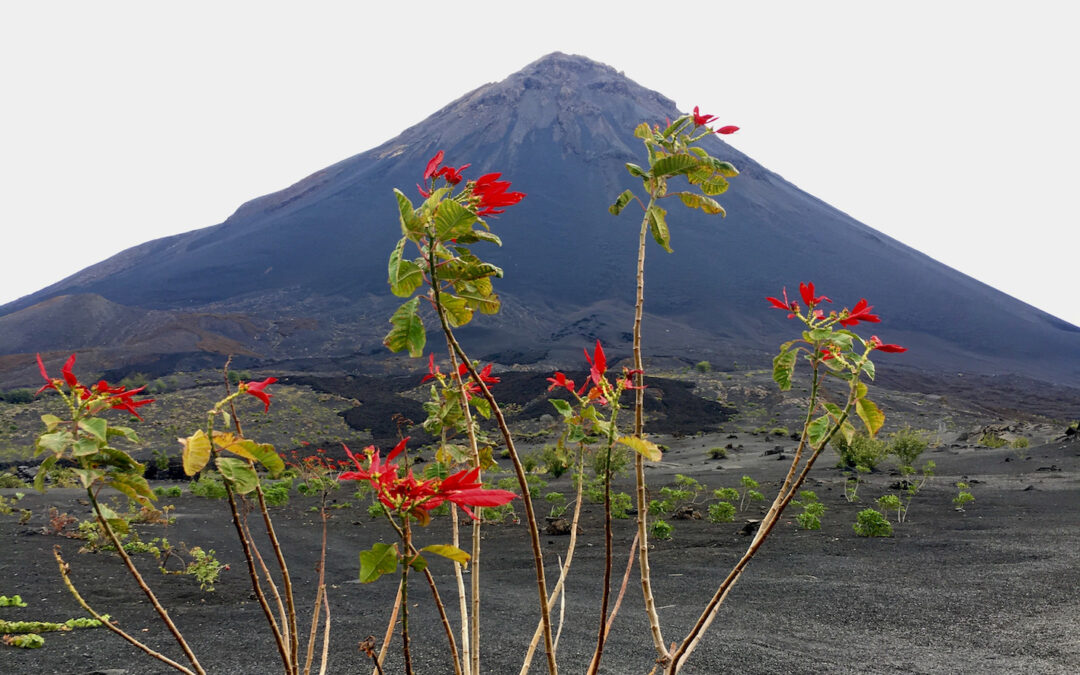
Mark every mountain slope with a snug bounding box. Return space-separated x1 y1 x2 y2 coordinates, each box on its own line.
2 52 1077 386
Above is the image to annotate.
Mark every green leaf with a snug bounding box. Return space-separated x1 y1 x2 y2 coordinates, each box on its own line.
40 414 62 431
220 439 284 477
384 297 426 357
109 473 156 507
216 457 259 494
454 229 502 247
647 204 672 253
106 425 140 444
549 399 573 419
625 163 648 179
772 348 797 391
440 295 474 328
72 438 100 457
856 397 885 437
35 430 72 457
861 358 876 381
78 418 108 443
712 160 739 178
435 199 477 241
609 189 636 216
421 544 471 568
453 282 500 315
388 238 424 298
72 468 104 489
394 189 423 240
359 542 400 583
470 397 491 420
661 116 690 138
651 153 699 178
676 192 725 215
807 415 831 449
567 424 586 444
180 430 212 476
633 122 652 139
408 555 428 572
34 455 58 491
699 175 731 196
616 436 663 462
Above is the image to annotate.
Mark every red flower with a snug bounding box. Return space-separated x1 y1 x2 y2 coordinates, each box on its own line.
472 172 525 216
620 368 645 390
799 282 832 308
421 354 443 383
692 106 718 127
435 163 470 186
103 385 155 419
869 336 907 353
583 340 607 387
839 299 881 327
716 125 739 135
766 287 799 317
423 151 445 181
240 377 277 412
546 372 576 393
417 183 431 198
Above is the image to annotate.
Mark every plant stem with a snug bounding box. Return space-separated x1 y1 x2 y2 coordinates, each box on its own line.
632 195 668 662
54 546 199 675
587 407 621 675
85 488 206 674
400 518 414 675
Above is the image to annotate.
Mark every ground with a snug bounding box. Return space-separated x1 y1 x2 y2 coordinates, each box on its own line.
2 421 1078 674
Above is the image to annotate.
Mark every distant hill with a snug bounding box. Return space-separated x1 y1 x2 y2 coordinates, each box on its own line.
3 52 1078 388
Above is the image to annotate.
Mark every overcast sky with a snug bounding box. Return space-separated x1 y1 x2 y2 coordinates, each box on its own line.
2 1 1077 327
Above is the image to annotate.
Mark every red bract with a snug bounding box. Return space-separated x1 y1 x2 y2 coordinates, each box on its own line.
546 372 575 393
472 172 525 216
799 282 831 308
692 106 717 127
421 354 443 383
716 125 739 135
584 340 607 386
240 377 277 412
339 439 515 520
839 299 881 327
423 151 445 181
869 336 907 353
766 287 799 317
435 163 470 185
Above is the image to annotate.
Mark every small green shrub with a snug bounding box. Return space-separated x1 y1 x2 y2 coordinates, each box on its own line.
953 482 974 511
833 433 888 471
367 502 386 519
739 475 765 511
853 508 893 537
792 490 825 530
0 388 34 404
707 446 727 460
694 360 712 373
0 472 28 489
152 485 183 499
770 426 789 437
650 519 673 541
190 473 227 499
262 480 292 507
707 501 736 523
545 491 567 518
876 493 903 522
610 492 632 519
540 445 572 478
888 426 929 468
978 433 1007 448
713 487 738 502
1011 437 1029 449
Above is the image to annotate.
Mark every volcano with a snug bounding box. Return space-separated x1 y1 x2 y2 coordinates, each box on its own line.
2 52 1078 387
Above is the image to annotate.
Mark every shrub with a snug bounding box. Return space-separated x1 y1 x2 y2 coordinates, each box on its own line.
0 388 34 404
540 444 571 478
888 426 928 468
978 433 1007 448
853 508 893 537
1011 437 1029 449
152 485 183 499
708 501 736 523
953 482 974 511
876 494 902 522
650 519 673 541
792 490 825 530
545 492 567 518
610 492 633 519
770 426 789 437
262 480 292 507
707 446 727 460
189 473 227 499
0 472 28 489
833 433 888 471
713 487 738 502
694 360 712 373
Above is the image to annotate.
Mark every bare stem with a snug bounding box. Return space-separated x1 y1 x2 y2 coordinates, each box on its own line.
400 518 414 675
54 546 198 675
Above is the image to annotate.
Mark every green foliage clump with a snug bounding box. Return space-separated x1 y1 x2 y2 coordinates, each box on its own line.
540 444 572 478
0 388 34 404
593 444 631 478
953 482 975 511
792 490 825 530
190 473 228 499
707 501 736 523
1011 437 1029 449
650 519 673 541
978 433 1007 448
739 475 765 511
707 446 727 459
853 508 893 537
0 595 27 607
153 485 183 498
0 472 28 489
545 492 567 518
833 433 888 471
262 479 292 507
694 360 712 373
770 426 789 437
610 492 633 519
184 546 224 591
888 426 929 468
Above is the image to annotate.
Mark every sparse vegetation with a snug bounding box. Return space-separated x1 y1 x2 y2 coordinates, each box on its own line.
978 433 1007 448
833 432 888 471
853 508 893 537
650 519 673 541
792 490 825 530
953 482 974 511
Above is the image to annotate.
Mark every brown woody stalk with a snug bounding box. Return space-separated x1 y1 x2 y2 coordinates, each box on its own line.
54 546 200 675
428 242 557 675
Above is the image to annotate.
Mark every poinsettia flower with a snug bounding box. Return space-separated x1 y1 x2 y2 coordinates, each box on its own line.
546 372 576 393
868 336 907 353
583 340 607 386
423 151 445 181
766 287 799 317
435 163 470 186
104 386 155 419
839 299 881 327
240 377 277 412
716 125 739 135
472 172 525 216
799 282 832 307
692 106 718 127
421 354 443 383
620 367 645 390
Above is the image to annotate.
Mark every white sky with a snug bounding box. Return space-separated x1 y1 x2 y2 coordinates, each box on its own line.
2 1 1077 327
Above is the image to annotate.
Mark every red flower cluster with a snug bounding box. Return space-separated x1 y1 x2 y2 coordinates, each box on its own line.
421 355 499 399
35 353 154 419
423 150 471 188
339 438 516 520
838 299 880 328
472 172 525 216
547 340 640 406
239 377 277 412
690 106 739 135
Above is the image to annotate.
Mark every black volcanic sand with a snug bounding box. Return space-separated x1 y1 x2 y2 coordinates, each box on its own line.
2 434 1078 675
